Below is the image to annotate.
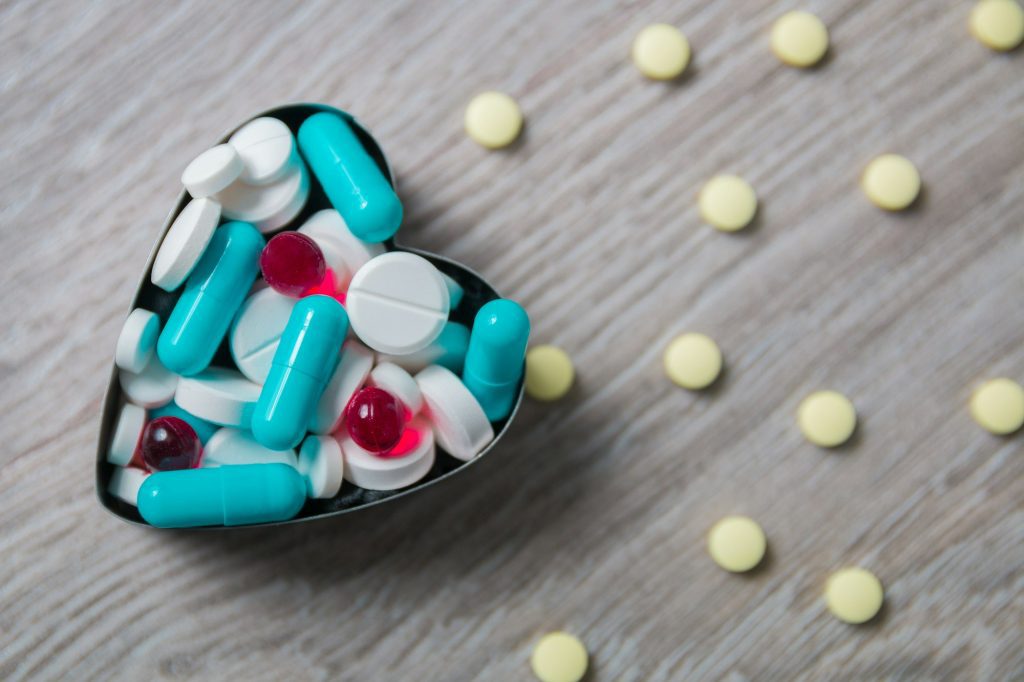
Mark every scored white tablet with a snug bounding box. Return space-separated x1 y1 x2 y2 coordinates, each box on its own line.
228 117 297 186
230 287 298 384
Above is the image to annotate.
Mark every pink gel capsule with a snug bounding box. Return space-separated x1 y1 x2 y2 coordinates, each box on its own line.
345 387 403 454
141 416 202 471
259 232 327 298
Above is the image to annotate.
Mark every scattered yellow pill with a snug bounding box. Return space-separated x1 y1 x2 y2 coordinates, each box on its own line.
707 516 767 573
464 91 523 149
663 333 722 390
825 567 884 624
632 23 691 80
861 154 921 211
970 0 1024 51
699 175 758 232
525 345 575 402
771 11 830 68
531 632 588 682
798 391 856 447
970 378 1024 435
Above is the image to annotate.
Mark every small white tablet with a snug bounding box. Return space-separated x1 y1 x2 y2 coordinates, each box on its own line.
298 209 385 274
175 367 262 427
416 365 494 461
108 466 150 506
119 356 178 408
340 416 436 491
202 427 297 468
228 117 296 186
370 362 423 416
218 161 309 233
152 197 221 291
309 341 374 434
298 435 344 498
182 144 243 199
115 308 160 373
108 403 146 466
230 287 298 384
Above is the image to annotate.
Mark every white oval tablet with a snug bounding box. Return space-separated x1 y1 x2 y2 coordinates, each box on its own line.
340 416 436 491
298 209 385 275
230 287 298 384
115 308 160 373
415 365 494 461
370 362 423 416
202 427 297 468
228 117 296 186
298 435 344 498
309 341 374 434
108 403 146 466
152 197 221 291
108 466 150 506
119 356 178 408
182 144 243 199
218 161 309 233
347 252 450 355
175 367 261 427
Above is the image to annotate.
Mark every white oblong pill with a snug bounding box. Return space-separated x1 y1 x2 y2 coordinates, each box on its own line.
340 416 436 491
229 288 298 384
108 403 146 466
175 367 261 427
309 340 374 434
108 466 150 506
298 209 385 275
347 252 450 355
202 427 297 468
298 434 344 498
370 362 423 416
217 160 309 233
182 144 243 199
119 356 178 409
115 308 160 373
415 365 494 461
228 117 296 186
152 197 221 291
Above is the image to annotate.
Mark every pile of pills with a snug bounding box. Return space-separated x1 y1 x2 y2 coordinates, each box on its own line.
107 110 530 527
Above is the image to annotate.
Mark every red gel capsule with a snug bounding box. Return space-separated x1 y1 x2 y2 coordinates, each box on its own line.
141 416 202 471
345 387 403 453
259 232 326 297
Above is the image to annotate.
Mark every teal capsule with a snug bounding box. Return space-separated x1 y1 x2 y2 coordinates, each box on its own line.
297 112 402 243
157 221 263 376
149 401 217 443
138 464 305 528
251 295 348 450
462 299 530 421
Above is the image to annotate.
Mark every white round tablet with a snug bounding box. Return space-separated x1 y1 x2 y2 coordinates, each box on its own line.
175 367 262 427
119 356 178 409
182 144 243 199
370 362 423 416
230 287 298 384
309 341 374 434
108 403 146 466
228 117 297 186
202 427 297 468
218 161 309 233
340 416 436 491
298 435 344 498
115 308 160 373
347 252 450 355
152 197 221 292
415 365 494 461
298 209 385 275
107 466 149 506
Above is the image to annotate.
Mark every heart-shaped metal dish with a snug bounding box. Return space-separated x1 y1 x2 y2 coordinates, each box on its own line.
96 103 524 528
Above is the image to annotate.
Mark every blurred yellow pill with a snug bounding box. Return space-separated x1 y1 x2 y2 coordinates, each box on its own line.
825 567 884 624
798 391 856 447
632 23 691 80
771 11 830 67
465 91 523 149
699 175 758 231
708 516 767 573
664 333 722 390
531 632 588 682
862 154 921 211
970 378 1024 435
525 345 575 402
970 0 1024 51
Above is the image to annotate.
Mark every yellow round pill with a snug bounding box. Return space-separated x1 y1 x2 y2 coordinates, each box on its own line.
707 516 767 573
970 0 1024 51
798 391 856 448
525 345 575 402
698 175 758 232
632 23 691 80
531 632 588 682
771 11 830 68
970 378 1024 435
861 154 921 211
664 333 722 390
825 568 884 624
464 91 523 149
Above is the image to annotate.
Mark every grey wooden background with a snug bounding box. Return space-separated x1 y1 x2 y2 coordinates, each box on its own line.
1 1 1021 680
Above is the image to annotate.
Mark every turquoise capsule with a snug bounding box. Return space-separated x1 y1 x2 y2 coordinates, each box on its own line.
157 221 264 376
149 401 217 443
251 295 348 450
297 112 402 243
462 299 530 421
138 464 306 528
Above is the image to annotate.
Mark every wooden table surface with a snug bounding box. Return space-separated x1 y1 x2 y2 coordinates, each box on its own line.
1 1 1021 680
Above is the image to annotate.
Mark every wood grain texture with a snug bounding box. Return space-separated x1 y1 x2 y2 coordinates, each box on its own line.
1 0 1021 679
